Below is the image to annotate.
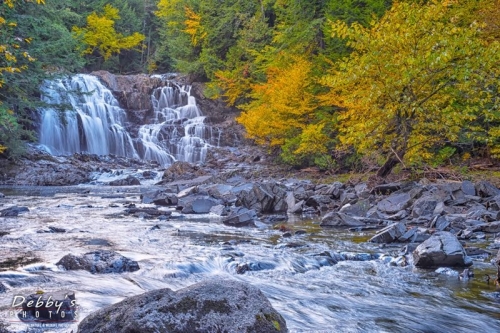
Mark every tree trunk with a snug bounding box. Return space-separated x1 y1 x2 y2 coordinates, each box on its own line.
376 150 405 178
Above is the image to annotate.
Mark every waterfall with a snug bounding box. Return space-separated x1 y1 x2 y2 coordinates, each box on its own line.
137 83 212 164
38 74 214 166
39 75 138 158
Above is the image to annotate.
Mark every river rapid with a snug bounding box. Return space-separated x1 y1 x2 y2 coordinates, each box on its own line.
0 184 499 333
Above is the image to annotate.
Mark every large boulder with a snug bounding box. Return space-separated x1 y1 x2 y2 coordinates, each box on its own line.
77 280 287 333
413 232 471 268
236 181 288 214
56 250 140 274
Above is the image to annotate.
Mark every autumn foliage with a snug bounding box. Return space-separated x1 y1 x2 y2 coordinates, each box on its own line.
72 4 145 61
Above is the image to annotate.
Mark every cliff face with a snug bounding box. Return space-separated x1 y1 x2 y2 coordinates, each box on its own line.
91 71 246 147
91 71 163 125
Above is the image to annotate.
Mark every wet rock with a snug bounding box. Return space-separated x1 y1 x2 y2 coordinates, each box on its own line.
282 232 293 238
77 279 287 333
56 250 140 274
20 290 77 321
0 282 6 293
369 222 406 243
377 192 412 214
0 192 4 198
285 190 303 214
179 196 222 214
125 207 172 217
475 180 500 198
495 247 500 266
295 230 307 235
0 206 29 217
235 181 287 214
413 232 471 268
320 212 365 227
108 175 141 186
223 207 257 227
209 204 229 216
235 263 250 274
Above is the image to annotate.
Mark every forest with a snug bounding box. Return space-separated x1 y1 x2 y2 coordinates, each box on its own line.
1 0 499 176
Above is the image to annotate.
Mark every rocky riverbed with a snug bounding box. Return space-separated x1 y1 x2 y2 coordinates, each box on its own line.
1 151 500 332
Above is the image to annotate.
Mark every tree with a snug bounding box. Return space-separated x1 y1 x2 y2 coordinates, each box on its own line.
72 4 145 63
0 0 43 155
321 0 500 177
237 55 330 165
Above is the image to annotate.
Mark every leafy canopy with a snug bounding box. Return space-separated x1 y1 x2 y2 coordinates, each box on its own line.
321 0 500 174
73 4 145 61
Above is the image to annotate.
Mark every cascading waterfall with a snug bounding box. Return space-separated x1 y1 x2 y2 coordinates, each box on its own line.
39 74 138 158
137 83 212 164
38 74 214 166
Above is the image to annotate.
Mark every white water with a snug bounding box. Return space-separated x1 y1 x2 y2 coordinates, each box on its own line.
39 75 138 158
38 75 214 166
0 187 499 332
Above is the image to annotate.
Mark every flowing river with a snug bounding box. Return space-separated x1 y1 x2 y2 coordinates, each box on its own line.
0 185 499 333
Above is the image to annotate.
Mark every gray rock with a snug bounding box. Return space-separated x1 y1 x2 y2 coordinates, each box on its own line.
398 227 417 242
475 180 500 198
77 279 287 333
236 181 288 214
152 192 178 206
223 207 257 227
108 176 141 186
0 206 29 217
487 195 500 210
369 222 406 243
472 221 500 233
320 212 365 227
413 232 471 268
56 250 140 274
411 196 438 218
179 196 222 214
377 192 412 214
461 180 476 196
339 199 371 217
314 182 343 198
431 216 451 231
